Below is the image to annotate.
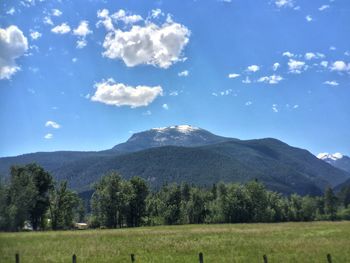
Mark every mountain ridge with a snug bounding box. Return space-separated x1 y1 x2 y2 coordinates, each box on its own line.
1 125 349 196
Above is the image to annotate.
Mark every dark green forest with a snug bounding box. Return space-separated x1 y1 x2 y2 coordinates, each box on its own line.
1 163 350 232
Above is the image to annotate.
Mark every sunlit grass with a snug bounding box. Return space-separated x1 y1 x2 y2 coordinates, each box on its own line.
1 221 350 262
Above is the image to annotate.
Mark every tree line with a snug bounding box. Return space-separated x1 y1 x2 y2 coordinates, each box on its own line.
1 163 350 231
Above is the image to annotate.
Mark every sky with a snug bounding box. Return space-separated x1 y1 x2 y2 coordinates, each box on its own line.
0 0 350 157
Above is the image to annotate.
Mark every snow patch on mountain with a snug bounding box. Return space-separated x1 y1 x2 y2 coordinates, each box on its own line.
317 152 344 161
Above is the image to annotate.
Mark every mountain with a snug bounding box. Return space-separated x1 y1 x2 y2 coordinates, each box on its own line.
1 125 349 196
111 125 232 153
317 153 350 173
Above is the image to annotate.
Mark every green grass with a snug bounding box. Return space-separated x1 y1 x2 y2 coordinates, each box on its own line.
1 221 350 262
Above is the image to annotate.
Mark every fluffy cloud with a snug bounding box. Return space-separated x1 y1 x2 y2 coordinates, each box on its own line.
102 20 190 68
162 103 169 110
178 70 189 77
0 25 28 80
91 79 163 108
45 121 61 129
330 61 349 72
275 0 294 8
258 75 283 84
245 101 252 106
43 16 53 25
30 30 42 40
51 23 71 34
247 65 260 72
320 61 328 68
111 9 143 24
97 9 114 31
288 59 306 74
323 80 339 86
73 21 92 37
52 9 62 17
228 73 240 79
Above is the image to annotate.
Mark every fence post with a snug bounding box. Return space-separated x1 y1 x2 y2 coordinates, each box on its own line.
199 252 203 263
15 253 19 263
327 254 332 263
131 254 135 262
72 254 77 263
263 254 268 263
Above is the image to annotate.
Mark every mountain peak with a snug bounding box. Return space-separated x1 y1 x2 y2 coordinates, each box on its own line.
317 152 344 161
151 125 200 134
113 125 230 152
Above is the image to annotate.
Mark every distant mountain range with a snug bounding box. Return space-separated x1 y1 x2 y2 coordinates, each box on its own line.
317 153 350 191
1 125 349 196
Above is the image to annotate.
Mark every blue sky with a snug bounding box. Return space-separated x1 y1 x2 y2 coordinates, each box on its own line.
0 0 350 157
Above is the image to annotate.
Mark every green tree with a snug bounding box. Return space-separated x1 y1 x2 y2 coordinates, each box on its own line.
91 171 130 228
127 177 149 227
49 181 79 230
324 187 338 220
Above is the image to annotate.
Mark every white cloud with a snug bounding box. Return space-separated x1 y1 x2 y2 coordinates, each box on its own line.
30 30 42 40
72 57 78 63
51 23 71 34
43 16 53 26
305 52 325 60
44 133 53 139
0 25 28 80
275 0 294 8
73 21 92 37
91 78 163 108
162 103 169 110
228 73 240 79
97 9 114 31
305 52 315 60
258 75 283 84
288 59 306 74
345 51 350 56
45 120 61 129
111 9 143 24
282 51 294 58
293 104 299 109
245 101 252 106
320 61 328 68
52 9 62 17
323 80 339 86
306 15 313 22
330 61 349 72
102 20 190 68
151 9 163 19
329 46 336 51
319 5 330 11
178 70 189 77
247 65 260 72
6 7 16 15
242 76 251 84
76 39 87 49
272 62 280 71
272 104 279 113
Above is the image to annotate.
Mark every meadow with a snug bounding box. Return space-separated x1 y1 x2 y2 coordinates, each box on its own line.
1 221 350 263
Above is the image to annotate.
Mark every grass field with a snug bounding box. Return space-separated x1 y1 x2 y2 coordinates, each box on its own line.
1 221 350 262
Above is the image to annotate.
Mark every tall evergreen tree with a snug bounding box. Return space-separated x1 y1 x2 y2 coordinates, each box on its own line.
324 187 338 221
